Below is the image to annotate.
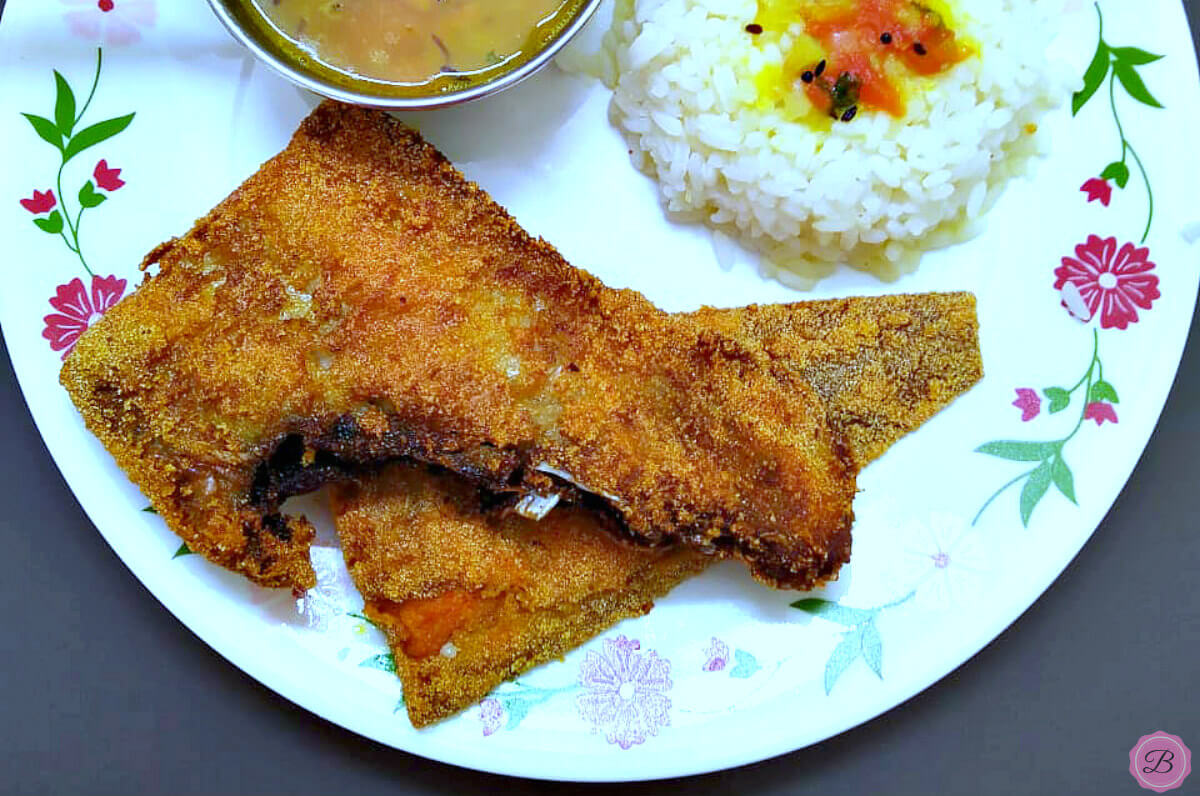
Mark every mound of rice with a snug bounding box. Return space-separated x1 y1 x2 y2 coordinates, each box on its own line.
559 0 1072 285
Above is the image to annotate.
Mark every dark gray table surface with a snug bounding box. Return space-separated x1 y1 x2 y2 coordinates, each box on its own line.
2 4 1199 794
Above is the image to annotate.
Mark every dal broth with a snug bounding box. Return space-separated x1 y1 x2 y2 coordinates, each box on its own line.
250 0 583 90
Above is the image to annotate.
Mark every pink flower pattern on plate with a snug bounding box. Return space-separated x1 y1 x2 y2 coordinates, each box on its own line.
20 189 57 215
478 698 505 736
1012 388 1041 422
577 636 672 750
42 275 127 359
702 637 729 672
1084 401 1119 426
1080 177 1112 207
93 160 126 191
1053 235 1159 330
62 0 156 46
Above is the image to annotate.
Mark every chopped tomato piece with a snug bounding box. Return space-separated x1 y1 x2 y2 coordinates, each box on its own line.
779 0 972 119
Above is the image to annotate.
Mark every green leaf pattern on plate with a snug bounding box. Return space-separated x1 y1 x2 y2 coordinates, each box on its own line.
358 653 397 673
795 591 914 695
19 49 134 277
1072 3 1163 243
53 71 77 138
729 649 762 679
976 330 1119 528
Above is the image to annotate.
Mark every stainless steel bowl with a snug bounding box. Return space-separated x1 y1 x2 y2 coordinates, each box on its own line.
206 0 603 110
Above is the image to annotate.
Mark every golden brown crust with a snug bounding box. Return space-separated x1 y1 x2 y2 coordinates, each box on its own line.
692 292 983 469
60 100 858 591
333 292 981 727
332 466 709 727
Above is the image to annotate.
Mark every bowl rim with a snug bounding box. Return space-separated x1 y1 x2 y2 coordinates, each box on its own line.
204 0 604 110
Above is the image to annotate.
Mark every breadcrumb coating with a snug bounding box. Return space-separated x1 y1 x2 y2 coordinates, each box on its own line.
334 292 981 727
60 101 866 590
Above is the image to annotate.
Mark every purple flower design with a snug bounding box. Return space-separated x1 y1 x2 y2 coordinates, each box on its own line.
576 636 672 750
702 637 729 672
478 698 504 736
63 0 156 46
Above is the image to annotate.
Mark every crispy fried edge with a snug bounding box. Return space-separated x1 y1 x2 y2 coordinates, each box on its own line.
335 292 982 726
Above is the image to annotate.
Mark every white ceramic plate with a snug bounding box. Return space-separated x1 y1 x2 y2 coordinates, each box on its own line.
1 0 1198 782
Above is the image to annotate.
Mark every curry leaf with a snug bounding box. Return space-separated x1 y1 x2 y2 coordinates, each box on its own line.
1051 455 1076 504
53 70 77 137
1113 63 1163 109
976 440 1060 462
1100 161 1130 189
22 113 62 150
790 598 873 627
1072 40 1110 115
1043 387 1071 414
346 611 379 628
63 112 135 163
1111 46 1163 66
1020 459 1053 527
172 542 194 558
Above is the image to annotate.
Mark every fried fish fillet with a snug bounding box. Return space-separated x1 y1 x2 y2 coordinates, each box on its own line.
333 292 982 727
692 294 983 470
335 464 711 728
61 101 857 592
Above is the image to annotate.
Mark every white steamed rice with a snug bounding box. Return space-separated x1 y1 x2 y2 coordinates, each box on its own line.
558 0 1073 285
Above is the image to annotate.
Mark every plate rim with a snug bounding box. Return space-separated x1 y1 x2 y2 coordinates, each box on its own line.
2 0 1200 781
